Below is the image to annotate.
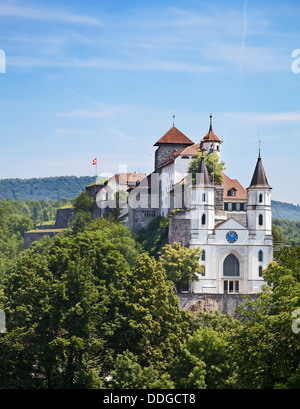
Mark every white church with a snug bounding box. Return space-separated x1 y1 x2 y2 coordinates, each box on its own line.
153 115 273 295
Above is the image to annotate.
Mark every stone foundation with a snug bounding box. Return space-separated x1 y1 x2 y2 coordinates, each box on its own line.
178 293 258 318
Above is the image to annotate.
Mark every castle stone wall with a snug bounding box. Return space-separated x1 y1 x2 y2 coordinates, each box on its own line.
23 229 65 249
178 293 258 318
168 212 190 247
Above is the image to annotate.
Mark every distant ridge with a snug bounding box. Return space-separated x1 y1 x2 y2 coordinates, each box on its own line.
0 176 96 201
272 200 300 221
0 177 299 221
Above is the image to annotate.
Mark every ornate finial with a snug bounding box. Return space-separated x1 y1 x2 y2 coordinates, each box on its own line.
173 114 175 127
258 135 261 158
210 113 212 129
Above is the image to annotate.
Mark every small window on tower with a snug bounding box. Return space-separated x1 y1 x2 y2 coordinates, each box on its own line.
201 213 206 225
259 266 263 277
201 250 205 261
259 214 263 226
258 250 263 262
259 193 263 203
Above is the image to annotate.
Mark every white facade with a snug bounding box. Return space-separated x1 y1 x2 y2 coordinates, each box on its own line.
155 121 273 295
189 217 272 294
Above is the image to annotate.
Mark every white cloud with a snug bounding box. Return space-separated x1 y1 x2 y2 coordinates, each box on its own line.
221 111 300 124
8 55 215 73
0 2 99 25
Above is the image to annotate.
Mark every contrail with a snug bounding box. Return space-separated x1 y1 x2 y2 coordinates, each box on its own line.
242 0 248 50
239 0 248 75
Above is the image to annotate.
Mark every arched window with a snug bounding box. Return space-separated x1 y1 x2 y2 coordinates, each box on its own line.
202 193 206 202
223 254 240 277
259 193 263 203
258 214 263 226
258 250 263 262
201 213 206 225
259 266 263 277
201 250 205 261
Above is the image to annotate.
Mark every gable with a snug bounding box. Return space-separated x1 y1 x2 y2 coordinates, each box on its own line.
215 217 247 231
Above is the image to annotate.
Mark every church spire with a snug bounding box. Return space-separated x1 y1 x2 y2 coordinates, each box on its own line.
196 154 212 187
247 153 271 189
202 114 220 143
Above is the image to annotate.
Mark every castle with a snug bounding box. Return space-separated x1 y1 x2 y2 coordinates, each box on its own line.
24 115 273 297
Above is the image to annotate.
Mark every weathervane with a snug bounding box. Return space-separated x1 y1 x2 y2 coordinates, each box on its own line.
258 134 261 157
173 114 175 127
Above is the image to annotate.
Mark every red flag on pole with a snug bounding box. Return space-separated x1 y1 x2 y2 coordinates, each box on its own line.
92 158 97 165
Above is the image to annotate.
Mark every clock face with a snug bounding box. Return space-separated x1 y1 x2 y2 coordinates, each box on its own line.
226 230 238 243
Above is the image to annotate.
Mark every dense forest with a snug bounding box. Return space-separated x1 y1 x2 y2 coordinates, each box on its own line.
0 198 70 277
0 192 299 389
0 176 95 201
272 200 300 221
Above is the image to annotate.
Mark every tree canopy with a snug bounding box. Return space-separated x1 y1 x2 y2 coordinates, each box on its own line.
188 151 226 183
0 217 191 388
0 193 299 389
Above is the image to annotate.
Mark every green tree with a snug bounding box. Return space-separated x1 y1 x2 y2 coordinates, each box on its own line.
232 247 300 388
159 242 204 287
0 218 192 388
70 191 94 234
135 216 169 258
188 151 226 183
109 351 174 389
73 191 93 213
175 328 234 388
171 311 239 389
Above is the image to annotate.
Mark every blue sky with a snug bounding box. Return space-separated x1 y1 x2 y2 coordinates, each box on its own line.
0 0 300 203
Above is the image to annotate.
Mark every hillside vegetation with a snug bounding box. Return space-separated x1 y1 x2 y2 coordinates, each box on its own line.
272 200 300 220
0 213 299 388
0 176 95 201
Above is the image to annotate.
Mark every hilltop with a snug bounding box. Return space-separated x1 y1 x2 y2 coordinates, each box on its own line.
0 176 96 201
0 176 299 222
271 200 300 221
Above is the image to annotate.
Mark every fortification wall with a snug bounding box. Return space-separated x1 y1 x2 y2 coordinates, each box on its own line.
23 229 65 249
178 293 258 318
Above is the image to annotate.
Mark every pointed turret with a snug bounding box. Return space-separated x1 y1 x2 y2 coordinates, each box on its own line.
202 114 221 143
247 152 271 189
201 114 222 157
196 154 212 187
246 151 272 236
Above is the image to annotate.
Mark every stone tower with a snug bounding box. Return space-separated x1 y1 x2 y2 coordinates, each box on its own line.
153 126 194 172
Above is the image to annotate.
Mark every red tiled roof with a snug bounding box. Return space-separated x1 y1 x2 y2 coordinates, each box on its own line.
154 126 194 146
222 173 247 201
113 173 147 186
179 142 201 156
202 125 220 142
